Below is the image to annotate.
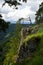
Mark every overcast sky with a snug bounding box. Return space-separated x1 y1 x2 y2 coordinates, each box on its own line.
0 0 43 23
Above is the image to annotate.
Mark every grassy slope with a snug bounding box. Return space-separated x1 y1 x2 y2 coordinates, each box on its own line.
3 36 20 65
1 24 43 65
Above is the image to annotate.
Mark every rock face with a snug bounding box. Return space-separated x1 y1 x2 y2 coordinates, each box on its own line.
21 25 39 39
16 25 40 63
16 36 41 63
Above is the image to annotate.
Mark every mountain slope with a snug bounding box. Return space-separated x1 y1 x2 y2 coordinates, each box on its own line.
0 24 43 65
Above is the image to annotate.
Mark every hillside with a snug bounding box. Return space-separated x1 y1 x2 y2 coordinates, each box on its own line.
0 24 43 65
16 24 43 65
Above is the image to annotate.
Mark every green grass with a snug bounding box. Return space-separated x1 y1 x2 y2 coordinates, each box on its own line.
23 24 43 43
3 36 20 65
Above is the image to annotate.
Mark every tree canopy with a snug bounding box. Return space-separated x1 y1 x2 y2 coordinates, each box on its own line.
0 14 10 32
35 2 43 24
2 0 27 9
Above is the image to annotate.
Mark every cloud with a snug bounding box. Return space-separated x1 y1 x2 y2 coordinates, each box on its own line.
0 0 43 23
7 6 34 20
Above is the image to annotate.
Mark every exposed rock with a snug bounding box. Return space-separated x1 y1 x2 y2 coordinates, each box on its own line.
21 25 39 39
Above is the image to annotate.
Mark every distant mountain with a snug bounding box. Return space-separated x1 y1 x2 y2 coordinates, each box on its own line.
0 24 16 43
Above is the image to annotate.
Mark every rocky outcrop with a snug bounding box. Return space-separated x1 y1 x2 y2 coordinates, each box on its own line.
21 25 39 39
16 25 40 63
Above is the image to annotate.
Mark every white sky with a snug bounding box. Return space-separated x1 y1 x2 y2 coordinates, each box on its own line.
0 0 43 23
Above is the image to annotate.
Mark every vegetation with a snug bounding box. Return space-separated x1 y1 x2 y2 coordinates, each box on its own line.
35 2 43 24
0 14 10 32
0 22 43 65
2 0 27 9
